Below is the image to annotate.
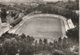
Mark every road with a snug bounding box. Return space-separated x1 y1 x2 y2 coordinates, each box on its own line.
15 14 67 41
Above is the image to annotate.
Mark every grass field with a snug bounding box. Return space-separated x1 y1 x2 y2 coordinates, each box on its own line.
16 15 63 41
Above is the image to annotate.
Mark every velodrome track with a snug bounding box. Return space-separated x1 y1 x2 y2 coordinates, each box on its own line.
10 14 69 41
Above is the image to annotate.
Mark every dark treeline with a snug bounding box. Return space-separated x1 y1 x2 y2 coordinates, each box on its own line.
35 4 79 25
0 29 79 55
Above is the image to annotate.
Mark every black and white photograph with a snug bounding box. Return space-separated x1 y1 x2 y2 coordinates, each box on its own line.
0 0 79 55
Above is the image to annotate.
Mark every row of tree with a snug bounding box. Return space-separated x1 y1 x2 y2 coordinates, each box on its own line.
0 31 79 55
35 3 78 25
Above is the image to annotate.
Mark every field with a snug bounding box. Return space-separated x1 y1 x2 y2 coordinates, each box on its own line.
16 15 64 41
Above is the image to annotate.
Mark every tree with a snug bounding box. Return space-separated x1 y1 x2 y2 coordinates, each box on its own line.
34 40 38 53
3 38 18 55
35 40 38 46
38 39 43 51
0 44 3 55
66 0 79 10
43 39 48 50
43 38 48 44
58 37 62 43
20 33 26 39
39 39 43 45
0 8 7 23
19 35 34 55
66 26 79 43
